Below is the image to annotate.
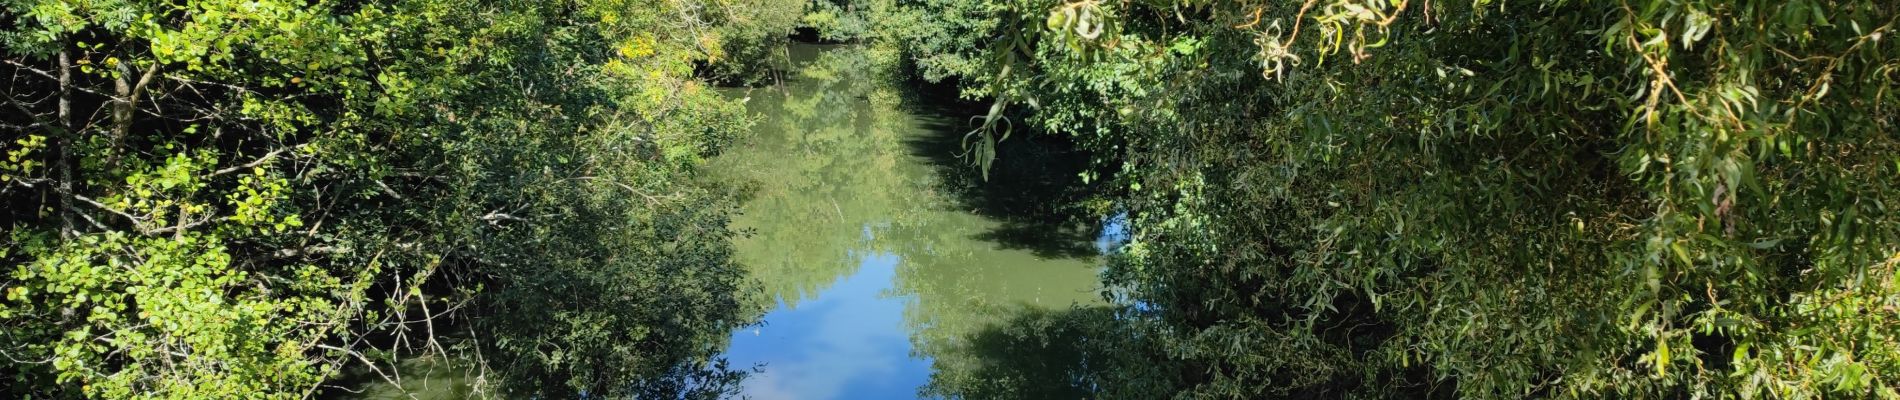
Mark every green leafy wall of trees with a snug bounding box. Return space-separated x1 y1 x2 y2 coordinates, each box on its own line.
2 0 801 398
859 0 1900 398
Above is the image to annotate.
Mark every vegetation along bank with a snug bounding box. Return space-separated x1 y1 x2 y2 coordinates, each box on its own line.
6 0 1900 398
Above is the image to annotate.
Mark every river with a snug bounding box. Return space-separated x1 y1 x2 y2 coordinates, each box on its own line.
709 43 1114 399
326 43 1114 400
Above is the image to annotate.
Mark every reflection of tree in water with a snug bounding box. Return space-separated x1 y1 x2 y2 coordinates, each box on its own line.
859 68 1130 400
714 45 912 310
880 178 1147 399
718 44 1148 399
915 306 1179 400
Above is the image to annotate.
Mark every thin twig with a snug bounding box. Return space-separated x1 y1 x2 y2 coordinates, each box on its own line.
208 146 295 177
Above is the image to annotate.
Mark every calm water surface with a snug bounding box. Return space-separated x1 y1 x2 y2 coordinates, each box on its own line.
328 44 1110 400
710 44 1109 399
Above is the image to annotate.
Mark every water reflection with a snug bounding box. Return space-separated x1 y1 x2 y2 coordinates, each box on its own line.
723 252 928 399
326 358 480 399
712 44 1108 399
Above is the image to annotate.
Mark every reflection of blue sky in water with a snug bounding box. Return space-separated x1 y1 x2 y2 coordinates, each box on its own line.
1095 211 1130 254
724 251 930 400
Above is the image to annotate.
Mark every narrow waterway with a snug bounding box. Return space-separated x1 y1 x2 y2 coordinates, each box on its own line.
710 44 1112 399
324 44 1114 400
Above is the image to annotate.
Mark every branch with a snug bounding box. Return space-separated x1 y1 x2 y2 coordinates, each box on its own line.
131 62 161 103
563 176 669 204
479 211 528 224
66 192 146 225
207 146 295 177
143 215 226 235
165 73 255 95
373 180 406 201
1 57 114 99
0 57 56 80
272 245 350 259
62 188 228 236
0 121 48 131
315 344 412 399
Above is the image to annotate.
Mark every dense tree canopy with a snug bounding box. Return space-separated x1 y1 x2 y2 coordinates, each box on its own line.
8 0 1899 398
2 0 800 397
844 0 1900 398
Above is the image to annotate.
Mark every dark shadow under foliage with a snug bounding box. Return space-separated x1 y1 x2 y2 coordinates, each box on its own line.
895 77 1108 261
919 306 1181 400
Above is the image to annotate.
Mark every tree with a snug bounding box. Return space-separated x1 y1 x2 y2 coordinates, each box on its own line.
1 0 794 397
886 0 1900 397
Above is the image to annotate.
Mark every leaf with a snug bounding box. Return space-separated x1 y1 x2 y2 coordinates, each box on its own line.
1654 338 1671 376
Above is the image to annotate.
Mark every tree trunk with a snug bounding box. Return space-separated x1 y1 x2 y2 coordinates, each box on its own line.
109 61 158 166
56 47 74 239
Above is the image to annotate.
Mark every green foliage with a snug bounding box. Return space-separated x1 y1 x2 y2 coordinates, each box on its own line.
699 0 809 85
6 231 344 398
881 0 1900 398
1 0 794 397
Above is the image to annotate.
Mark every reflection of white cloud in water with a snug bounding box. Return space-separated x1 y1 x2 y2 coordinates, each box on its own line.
727 251 931 400
740 307 900 400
